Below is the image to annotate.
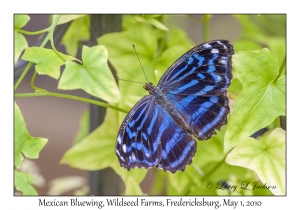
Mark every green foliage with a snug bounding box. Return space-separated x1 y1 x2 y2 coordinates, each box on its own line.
125 177 145 195
226 128 285 195
14 103 48 168
22 47 77 79
14 170 38 195
58 45 121 103
61 15 90 56
225 49 285 152
73 110 90 145
14 14 30 63
14 14 286 196
14 103 47 195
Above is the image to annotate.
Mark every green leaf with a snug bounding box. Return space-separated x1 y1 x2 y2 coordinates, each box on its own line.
61 15 90 56
14 15 30 63
14 14 30 29
226 128 286 195
14 103 48 168
154 45 190 82
166 27 194 49
192 123 227 168
233 15 267 39
98 24 157 109
14 170 38 195
73 110 90 145
110 161 147 184
224 49 286 152
233 39 262 52
53 14 87 25
133 16 169 31
14 31 28 63
58 45 121 103
61 108 147 184
124 177 145 195
61 109 117 170
167 171 192 195
146 18 169 31
21 47 76 80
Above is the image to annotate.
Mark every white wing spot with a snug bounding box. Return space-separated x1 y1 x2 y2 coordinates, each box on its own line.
211 49 219 53
145 152 150 158
122 144 126 153
203 43 211 48
117 136 122 144
131 153 136 160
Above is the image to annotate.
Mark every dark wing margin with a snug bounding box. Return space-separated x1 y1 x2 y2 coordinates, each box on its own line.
158 40 234 97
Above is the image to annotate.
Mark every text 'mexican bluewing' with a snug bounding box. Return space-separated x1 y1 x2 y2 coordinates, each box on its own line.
116 40 234 173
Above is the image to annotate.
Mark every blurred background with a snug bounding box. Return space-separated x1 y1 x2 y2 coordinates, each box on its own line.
14 14 284 195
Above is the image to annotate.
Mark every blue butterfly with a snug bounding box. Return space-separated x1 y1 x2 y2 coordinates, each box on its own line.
116 40 234 173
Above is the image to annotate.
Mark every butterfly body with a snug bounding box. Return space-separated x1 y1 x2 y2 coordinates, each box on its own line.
143 82 193 135
116 40 234 173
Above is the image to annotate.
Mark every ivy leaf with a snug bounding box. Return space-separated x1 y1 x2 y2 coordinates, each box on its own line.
14 14 30 63
61 109 117 170
110 161 147 184
61 108 147 184
61 15 90 56
166 27 194 49
58 45 121 103
53 14 87 25
154 45 190 82
192 123 226 168
14 102 48 168
124 177 145 195
21 47 77 80
97 24 157 109
73 110 90 145
226 128 286 195
14 14 30 29
14 170 38 195
224 49 286 152
167 171 192 195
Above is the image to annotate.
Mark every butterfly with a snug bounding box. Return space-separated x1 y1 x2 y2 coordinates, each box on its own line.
116 40 234 173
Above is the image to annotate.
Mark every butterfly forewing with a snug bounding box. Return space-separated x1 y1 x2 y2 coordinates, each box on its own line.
116 96 161 169
158 40 234 96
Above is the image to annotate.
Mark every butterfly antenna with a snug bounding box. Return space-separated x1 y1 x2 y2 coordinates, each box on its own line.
132 44 149 83
114 77 146 84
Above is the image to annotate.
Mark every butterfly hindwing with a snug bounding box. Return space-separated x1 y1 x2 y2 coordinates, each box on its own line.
167 92 229 140
154 105 197 172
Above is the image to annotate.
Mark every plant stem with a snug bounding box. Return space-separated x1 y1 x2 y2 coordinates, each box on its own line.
201 148 233 181
274 116 281 128
17 27 50 35
275 55 286 82
202 15 211 42
15 92 128 113
14 15 62 91
30 71 48 93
